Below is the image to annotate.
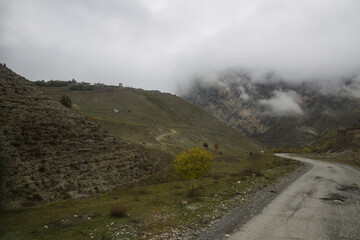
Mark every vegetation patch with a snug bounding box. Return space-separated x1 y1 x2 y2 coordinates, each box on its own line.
110 206 127 218
171 147 213 180
60 95 72 108
0 154 302 240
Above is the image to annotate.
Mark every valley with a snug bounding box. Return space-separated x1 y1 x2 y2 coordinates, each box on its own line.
2 1 359 239
0 66 302 239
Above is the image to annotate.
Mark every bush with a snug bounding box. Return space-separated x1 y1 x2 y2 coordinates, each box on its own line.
203 142 208 148
213 143 219 150
60 95 72 108
35 79 76 87
270 148 284 153
69 82 94 91
173 147 213 180
110 206 127 218
302 147 312 153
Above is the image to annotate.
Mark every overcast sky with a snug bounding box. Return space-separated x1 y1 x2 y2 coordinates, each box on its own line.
1 0 360 93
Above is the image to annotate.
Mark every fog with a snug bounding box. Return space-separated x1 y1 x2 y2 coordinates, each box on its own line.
259 90 303 117
1 0 360 93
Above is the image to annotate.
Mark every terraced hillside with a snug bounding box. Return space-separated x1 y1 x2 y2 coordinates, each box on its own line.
0 65 172 209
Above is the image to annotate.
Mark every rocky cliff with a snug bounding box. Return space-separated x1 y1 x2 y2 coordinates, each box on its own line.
183 71 360 146
0 65 171 209
334 127 360 152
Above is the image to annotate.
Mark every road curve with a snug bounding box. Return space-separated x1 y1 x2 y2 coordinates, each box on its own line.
155 129 177 141
229 154 360 240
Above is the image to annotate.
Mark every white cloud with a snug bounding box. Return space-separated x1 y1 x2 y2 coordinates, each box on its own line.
259 90 303 116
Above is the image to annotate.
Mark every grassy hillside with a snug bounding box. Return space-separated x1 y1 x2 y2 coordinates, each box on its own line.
40 86 262 158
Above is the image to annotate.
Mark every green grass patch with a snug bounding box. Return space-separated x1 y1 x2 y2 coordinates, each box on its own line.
0 154 301 239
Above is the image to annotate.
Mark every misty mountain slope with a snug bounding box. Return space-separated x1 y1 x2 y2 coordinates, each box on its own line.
183 72 360 146
39 82 262 159
0 65 172 209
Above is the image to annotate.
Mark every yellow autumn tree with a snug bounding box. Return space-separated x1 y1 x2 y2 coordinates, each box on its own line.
173 147 213 180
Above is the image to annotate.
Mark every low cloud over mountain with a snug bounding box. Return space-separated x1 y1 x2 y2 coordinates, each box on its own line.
183 70 360 146
1 0 360 93
259 90 303 117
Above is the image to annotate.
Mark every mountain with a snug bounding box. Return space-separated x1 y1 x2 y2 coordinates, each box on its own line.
0 65 172 209
333 127 360 152
183 71 360 146
0 66 262 209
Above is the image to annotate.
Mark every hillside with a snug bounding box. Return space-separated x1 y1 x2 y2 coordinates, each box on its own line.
183 71 360 146
334 127 360 152
0 65 172 209
39 83 262 159
1 67 307 240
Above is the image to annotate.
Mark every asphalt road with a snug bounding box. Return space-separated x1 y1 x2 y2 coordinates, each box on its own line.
229 154 360 240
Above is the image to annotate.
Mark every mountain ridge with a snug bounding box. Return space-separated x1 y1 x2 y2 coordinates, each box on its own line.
183 71 360 146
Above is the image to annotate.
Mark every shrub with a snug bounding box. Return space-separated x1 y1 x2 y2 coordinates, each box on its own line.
69 82 94 91
173 147 213 180
213 143 219 150
35 79 76 87
302 147 312 153
60 95 72 108
110 206 127 218
203 142 208 148
270 148 284 153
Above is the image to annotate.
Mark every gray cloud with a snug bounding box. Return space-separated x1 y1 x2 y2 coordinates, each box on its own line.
1 0 360 93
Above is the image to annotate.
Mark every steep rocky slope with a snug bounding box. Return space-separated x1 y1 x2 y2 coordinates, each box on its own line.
334 127 360 152
184 71 360 146
0 65 171 209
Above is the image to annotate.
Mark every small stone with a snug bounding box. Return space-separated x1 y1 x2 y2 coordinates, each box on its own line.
181 200 188 205
225 234 230 237
44 225 48 229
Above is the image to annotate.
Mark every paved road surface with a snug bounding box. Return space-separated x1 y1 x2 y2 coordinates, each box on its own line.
229 154 360 240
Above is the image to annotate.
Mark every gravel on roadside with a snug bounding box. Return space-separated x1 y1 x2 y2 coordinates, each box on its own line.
193 162 312 240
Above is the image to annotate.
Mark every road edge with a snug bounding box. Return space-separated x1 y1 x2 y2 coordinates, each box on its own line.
195 156 312 240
